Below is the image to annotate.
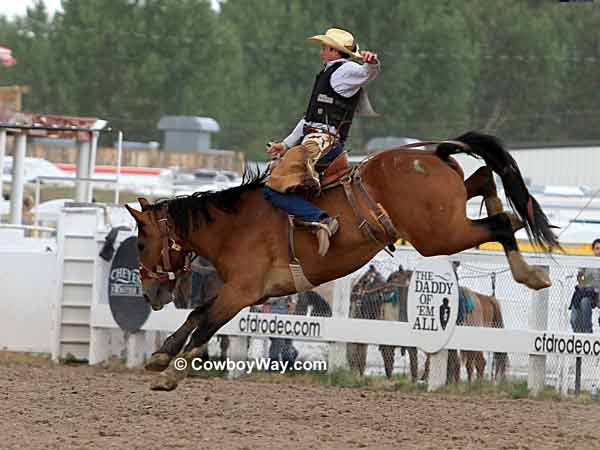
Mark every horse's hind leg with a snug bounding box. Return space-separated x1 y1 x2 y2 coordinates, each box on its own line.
488 214 550 289
469 214 551 290
475 352 486 379
464 170 549 288
465 166 524 231
407 347 418 383
380 345 396 379
462 351 474 382
465 166 502 215
447 350 461 384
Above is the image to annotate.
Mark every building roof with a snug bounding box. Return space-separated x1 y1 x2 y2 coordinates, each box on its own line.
0 108 107 140
157 116 220 133
366 136 421 153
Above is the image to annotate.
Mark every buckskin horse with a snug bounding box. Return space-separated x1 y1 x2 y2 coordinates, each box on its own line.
382 268 508 383
451 288 508 383
125 131 559 390
346 265 387 376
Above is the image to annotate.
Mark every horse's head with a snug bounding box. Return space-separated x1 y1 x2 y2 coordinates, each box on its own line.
125 197 192 311
387 265 413 287
352 264 384 298
364 264 385 287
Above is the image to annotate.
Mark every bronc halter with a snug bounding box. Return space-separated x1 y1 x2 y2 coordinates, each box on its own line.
138 203 195 284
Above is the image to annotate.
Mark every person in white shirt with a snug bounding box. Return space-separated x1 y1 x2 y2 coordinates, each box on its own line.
264 27 380 256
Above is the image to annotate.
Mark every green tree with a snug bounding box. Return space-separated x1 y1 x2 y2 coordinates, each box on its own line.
461 0 567 141
548 2 600 140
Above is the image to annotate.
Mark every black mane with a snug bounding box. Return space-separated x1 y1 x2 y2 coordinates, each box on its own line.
150 167 267 238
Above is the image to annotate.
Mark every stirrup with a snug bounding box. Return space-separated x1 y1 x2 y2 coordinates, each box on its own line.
292 216 339 256
316 217 339 257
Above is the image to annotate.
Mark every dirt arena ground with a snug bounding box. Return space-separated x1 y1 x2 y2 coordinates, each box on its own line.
2 358 600 450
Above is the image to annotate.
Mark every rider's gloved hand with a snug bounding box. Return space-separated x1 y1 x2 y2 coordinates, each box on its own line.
266 142 288 159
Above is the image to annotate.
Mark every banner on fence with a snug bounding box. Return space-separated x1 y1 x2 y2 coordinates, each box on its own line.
407 256 459 353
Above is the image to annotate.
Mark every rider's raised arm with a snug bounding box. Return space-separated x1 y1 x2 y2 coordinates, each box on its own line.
330 56 380 98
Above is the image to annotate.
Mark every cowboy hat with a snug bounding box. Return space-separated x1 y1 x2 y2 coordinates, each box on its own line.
308 28 363 60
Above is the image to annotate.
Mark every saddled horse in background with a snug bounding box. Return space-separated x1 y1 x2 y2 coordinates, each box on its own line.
358 266 508 383
347 264 387 375
449 288 508 383
418 287 509 384
383 267 417 381
126 131 559 390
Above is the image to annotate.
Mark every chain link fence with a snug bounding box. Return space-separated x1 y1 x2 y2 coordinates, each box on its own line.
195 248 600 394
339 249 600 394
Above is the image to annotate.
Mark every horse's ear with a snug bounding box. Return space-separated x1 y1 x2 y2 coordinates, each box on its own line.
138 197 151 211
124 204 144 223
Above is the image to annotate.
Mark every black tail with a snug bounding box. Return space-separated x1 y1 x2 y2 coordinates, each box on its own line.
436 131 560 252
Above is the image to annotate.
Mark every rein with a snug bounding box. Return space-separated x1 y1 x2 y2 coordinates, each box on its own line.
139 204 195 284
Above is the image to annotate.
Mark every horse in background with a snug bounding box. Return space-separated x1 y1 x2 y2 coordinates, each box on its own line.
347 264 387 376
380 266 413 379
449 288 508 383
421 288 509 384
295 290 332 317
384 266 508 383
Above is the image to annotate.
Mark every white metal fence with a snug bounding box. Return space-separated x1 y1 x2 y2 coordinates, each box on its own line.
5 205 600 397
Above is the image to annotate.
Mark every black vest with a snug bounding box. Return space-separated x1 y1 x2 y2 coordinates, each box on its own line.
304 61 361 142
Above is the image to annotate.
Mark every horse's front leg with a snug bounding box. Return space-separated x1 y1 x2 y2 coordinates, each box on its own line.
151 282 259 391
145 304 210 372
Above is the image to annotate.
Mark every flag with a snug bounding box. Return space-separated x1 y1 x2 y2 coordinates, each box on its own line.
0 46 16 66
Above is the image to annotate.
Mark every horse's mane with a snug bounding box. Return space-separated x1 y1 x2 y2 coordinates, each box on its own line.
150 167 267 237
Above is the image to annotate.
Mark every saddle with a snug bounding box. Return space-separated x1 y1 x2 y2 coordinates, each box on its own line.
287 151 400 291
319 151 352 187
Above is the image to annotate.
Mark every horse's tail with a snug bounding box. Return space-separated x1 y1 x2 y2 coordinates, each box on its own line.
488 295 509 379
436 131 560 252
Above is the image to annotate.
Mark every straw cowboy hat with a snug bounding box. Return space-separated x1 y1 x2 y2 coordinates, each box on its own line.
308 28 363 60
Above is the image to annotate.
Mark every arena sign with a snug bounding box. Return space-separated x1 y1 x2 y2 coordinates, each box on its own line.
407 256 458 353
108 236 150 332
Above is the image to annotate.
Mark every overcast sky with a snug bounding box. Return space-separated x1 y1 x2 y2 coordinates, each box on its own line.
1 0 221 18
2 0 63 18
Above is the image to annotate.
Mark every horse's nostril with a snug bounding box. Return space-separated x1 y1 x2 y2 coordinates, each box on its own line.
143 294 151 303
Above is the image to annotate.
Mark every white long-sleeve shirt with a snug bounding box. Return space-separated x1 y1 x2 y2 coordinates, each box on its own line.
282 58 380 148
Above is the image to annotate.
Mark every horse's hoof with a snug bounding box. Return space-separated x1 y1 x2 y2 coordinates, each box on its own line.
150 373 179 391
145 353 171 372
528 270 552 290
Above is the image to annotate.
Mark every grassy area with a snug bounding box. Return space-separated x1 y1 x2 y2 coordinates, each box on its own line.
0 350 595 402
0 350 52 366
245 367 596 402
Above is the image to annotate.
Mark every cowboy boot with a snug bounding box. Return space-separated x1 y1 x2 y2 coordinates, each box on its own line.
315 217 339 257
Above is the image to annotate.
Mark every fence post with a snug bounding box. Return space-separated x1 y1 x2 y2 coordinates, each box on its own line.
227 335 249 379
75 139 90 202
328 275 352 371
9 133 27 225
528 265 549 396
126 331 147 368
427 350 448 392
0 129 6 217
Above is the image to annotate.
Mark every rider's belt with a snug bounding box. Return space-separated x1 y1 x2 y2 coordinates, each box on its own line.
303 125 338 137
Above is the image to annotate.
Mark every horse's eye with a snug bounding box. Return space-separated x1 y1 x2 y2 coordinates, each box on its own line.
137 242 145 252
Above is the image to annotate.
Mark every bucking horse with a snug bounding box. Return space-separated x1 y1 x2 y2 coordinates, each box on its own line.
125 131 559 390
